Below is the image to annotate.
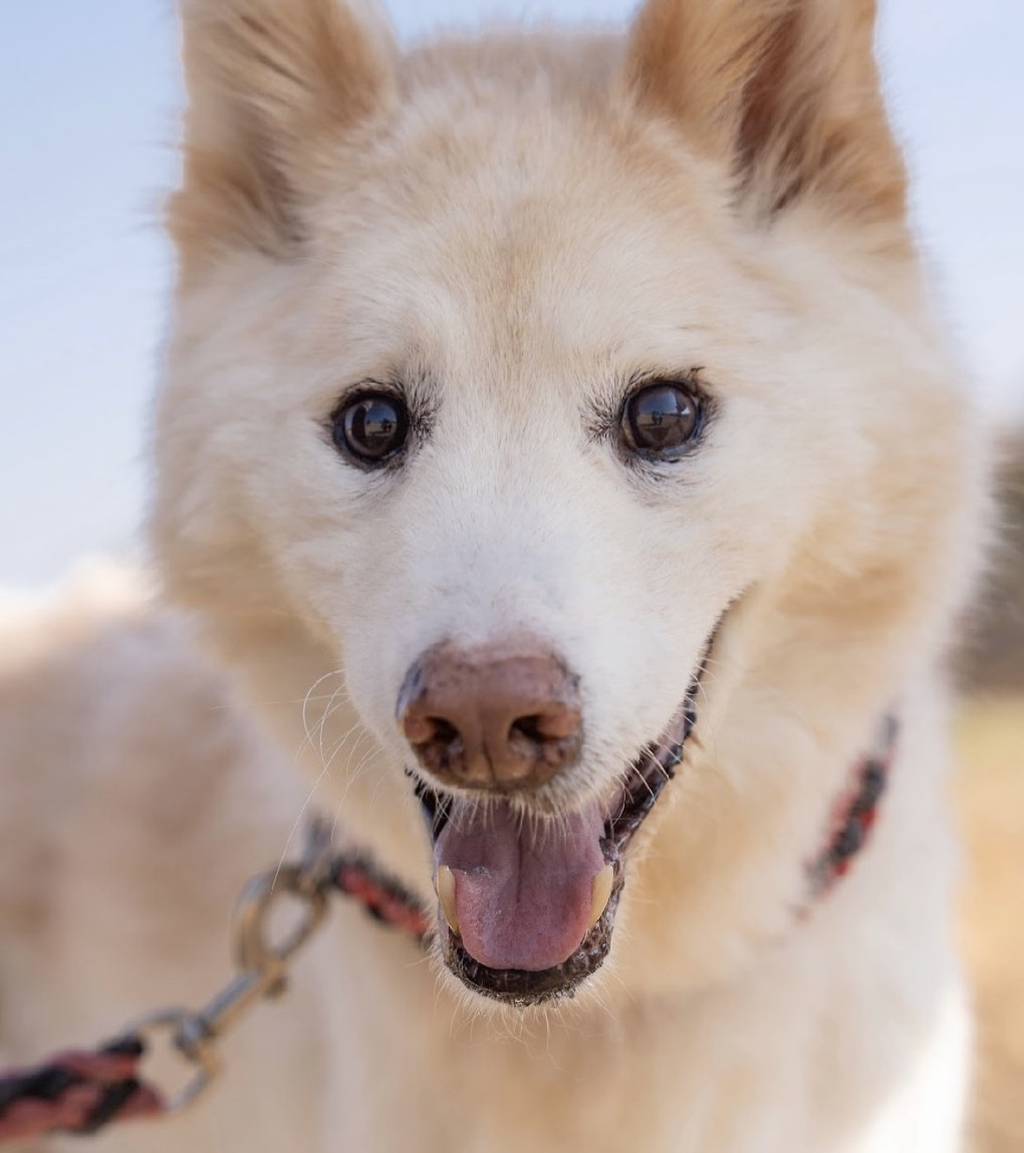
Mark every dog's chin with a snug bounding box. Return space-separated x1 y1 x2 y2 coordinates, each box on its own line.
414 694 698 1007
441 881 624 1007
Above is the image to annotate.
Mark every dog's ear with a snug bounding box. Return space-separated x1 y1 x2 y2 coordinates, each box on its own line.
171 0 396 269
625 0 906 232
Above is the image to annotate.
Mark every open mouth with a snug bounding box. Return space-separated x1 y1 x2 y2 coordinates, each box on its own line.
413 682 701 1007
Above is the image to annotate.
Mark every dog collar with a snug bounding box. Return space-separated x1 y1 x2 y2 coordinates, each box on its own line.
340 712 898 932
331 713 898 936
0 716 896 1144
806 714 897 901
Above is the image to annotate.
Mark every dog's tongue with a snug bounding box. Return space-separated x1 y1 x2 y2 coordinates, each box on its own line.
435 800 606 972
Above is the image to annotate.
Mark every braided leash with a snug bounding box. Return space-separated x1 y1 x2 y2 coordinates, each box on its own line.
0 1039 163 1142
0 831 430 1143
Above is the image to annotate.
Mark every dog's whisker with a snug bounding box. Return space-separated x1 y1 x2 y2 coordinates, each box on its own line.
272 757 335 891
317 680 354 767
299 668 346 752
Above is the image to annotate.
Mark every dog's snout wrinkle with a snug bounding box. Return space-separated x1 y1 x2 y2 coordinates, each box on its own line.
398 641 582 791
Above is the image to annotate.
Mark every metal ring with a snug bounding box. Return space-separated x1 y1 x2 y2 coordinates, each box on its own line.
233 865 329 977
132 1009 220 1114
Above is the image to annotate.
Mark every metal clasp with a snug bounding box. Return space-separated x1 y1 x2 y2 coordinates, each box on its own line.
133 1009 220 1114
233 865 329 990
132 823 335 1114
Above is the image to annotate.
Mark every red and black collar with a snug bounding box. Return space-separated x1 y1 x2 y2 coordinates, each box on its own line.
806 714 897 901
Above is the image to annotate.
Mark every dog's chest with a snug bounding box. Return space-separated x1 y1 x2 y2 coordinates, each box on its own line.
309 937 821 1153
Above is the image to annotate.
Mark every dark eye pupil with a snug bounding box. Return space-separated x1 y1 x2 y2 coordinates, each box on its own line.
624 384 700 455
335 394 408 464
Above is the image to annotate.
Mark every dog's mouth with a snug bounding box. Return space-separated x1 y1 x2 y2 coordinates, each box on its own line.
413 683 701 1007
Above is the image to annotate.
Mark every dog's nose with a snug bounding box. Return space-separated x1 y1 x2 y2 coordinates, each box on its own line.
398 642 583 791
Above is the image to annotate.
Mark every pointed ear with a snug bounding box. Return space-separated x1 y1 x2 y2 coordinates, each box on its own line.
625 0 907 231
171 0 397 267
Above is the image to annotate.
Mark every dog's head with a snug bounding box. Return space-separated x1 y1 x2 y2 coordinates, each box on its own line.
155 0 983 1007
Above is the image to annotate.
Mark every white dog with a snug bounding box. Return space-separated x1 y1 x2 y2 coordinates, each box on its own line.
0 1 988 1150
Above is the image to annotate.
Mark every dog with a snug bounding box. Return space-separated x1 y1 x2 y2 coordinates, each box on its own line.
0 0 990 1149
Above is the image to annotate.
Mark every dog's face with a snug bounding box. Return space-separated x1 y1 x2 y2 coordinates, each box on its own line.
156 0 981 1006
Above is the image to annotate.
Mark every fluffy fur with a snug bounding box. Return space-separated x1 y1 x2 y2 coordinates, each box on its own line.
0 1 989 1150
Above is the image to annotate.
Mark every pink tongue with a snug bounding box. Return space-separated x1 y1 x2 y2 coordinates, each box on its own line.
435 800 606 972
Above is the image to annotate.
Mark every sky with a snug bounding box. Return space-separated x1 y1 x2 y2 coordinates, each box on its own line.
1 0 1022 589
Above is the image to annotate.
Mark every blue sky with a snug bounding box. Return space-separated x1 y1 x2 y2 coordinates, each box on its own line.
2 0 1022 588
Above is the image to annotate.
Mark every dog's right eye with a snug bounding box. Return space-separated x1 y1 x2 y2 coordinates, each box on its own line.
332 393 409 467
620 382 704 460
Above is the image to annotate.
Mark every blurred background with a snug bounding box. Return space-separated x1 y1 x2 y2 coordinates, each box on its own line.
1 2 1021 1150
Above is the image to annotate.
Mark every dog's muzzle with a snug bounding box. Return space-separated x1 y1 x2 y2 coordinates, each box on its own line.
401 634 709 1006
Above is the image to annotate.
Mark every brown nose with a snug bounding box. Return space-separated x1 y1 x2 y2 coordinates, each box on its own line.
398 642 582 791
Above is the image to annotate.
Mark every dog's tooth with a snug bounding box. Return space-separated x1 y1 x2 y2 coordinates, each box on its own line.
589 864 615 930
436 865 459 934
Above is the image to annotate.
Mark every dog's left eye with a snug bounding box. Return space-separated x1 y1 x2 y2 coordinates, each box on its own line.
621 382 703 458
332 393 409 466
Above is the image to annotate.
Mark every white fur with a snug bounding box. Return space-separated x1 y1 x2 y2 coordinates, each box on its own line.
0 2 989 1150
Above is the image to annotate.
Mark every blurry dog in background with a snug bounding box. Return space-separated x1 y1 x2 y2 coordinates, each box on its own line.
0 1 988 1150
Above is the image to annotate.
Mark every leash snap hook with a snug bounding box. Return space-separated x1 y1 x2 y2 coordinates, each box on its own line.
233 864 330 992
132 1009 220 1115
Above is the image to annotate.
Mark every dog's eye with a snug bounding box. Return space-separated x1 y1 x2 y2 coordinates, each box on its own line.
332 393 409 466
621 383 702 458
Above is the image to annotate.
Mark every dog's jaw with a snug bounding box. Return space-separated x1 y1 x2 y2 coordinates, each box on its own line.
414 673 700 1006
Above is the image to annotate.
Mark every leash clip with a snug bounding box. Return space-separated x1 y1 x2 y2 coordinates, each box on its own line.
234 863 330 993
130 823 334 1115
131 1009 219 1115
